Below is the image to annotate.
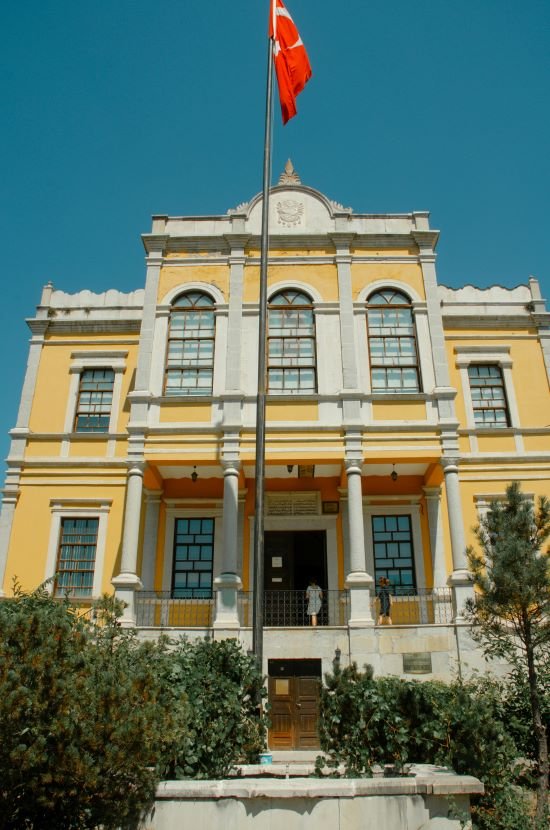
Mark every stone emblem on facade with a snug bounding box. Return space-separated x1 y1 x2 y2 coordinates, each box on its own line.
276 199 304 227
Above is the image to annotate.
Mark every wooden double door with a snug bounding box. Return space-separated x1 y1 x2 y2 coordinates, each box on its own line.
268 659 321 750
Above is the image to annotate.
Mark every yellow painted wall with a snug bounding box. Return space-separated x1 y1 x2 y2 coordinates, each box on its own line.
25 441 60 458
29 346 76 433
158 265 229 304
476 435 517 453
3 483 126 596
447 335 550 431
243 263 339 303
351 263 425 301
159 404 212 423
266 402 319 421
29 338 137 437
509 340 550 427
371 401 426 421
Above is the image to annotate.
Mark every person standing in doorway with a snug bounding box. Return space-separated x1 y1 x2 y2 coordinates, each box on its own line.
306 577 323 626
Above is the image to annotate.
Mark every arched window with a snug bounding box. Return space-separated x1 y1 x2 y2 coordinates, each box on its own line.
268 289 316 393
165 292 215 396
367 289 421 393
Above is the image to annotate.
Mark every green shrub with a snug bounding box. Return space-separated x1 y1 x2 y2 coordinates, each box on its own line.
167 637 268 779
0 587 188 830
316 663 539 829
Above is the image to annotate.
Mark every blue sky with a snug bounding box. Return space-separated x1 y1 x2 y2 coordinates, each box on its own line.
1 0 549 473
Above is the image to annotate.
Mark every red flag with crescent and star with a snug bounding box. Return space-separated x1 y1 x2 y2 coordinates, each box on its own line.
269 0 312 124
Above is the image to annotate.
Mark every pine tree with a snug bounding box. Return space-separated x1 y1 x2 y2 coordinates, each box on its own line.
465 481 550 824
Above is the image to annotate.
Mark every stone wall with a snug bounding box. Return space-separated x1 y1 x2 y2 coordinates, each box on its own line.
145 768 483 830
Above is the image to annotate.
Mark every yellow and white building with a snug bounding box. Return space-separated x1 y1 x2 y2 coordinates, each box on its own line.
1 164 549 744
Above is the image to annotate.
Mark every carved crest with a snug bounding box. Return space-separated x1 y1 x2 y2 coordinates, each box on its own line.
278 159 301 186
276 199 304 227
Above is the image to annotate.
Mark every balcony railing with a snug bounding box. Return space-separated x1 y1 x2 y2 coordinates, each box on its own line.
134 588 453 628
262 590 350 627
373 588 454 625
136 592 214 627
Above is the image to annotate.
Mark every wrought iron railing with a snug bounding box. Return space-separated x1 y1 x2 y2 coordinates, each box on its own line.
372 588 454 624
263 590 350 627
135 591 214 627
134 588 452 627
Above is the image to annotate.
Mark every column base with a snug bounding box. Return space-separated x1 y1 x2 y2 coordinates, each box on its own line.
112 572 143 628
213 572 243 629
447 569 474 622
346 571 375 627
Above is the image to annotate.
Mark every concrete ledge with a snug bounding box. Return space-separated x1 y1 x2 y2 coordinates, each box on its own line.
156 767 484 800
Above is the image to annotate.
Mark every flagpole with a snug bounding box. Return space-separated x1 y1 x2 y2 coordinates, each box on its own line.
252 30 275 670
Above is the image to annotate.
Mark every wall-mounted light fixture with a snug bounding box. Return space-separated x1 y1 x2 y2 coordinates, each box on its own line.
390 464 398 482
287 464 294 474
191 466 198 483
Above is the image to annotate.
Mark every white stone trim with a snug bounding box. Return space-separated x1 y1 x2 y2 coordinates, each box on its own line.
45 500 112 597
162 506 223 593
362 502 426 593
61 353 127 457
267 280 323 304
356 280 423 304
159 282 225 307
455 346 522 452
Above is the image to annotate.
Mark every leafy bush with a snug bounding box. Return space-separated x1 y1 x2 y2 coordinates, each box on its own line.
316 663 539 829
0 587 188 830
166 637 268 779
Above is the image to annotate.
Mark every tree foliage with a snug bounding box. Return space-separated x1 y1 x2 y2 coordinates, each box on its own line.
316 663 537 830
166 637 268 779
465 481 550 822
0 586 188 830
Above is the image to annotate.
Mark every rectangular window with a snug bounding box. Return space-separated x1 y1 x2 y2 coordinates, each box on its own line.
74 368 115 432
372 514 416 595
165 307 215 395
268 306 316 393
467 364 510 428
367 306 420 392
172 518 214 598
55 517 98 597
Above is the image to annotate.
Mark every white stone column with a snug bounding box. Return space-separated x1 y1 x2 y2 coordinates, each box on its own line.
112 463 144 626
423 486 453 623
442 458 474 620
214 463 242 629
423 487 447 588
344 462 374 626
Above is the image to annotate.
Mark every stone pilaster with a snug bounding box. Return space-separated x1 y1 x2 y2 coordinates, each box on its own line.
214 463 242 628
441 458 474 620
112 463 145 625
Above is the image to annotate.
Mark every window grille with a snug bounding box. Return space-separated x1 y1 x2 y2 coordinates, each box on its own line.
55 517 98 597
74 368 115 432
172 518 214 598
165 292 215 396
268 290 316 393
372 514 417 595
367 289 420 393
467 364 510 427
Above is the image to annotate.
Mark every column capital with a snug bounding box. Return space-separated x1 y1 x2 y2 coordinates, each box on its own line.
222 460 241 477
345 460 363 476
126 461 146 477
422 485 442 499
441 457 460 473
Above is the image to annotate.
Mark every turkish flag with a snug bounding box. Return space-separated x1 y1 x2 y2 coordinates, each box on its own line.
269 0 312 125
